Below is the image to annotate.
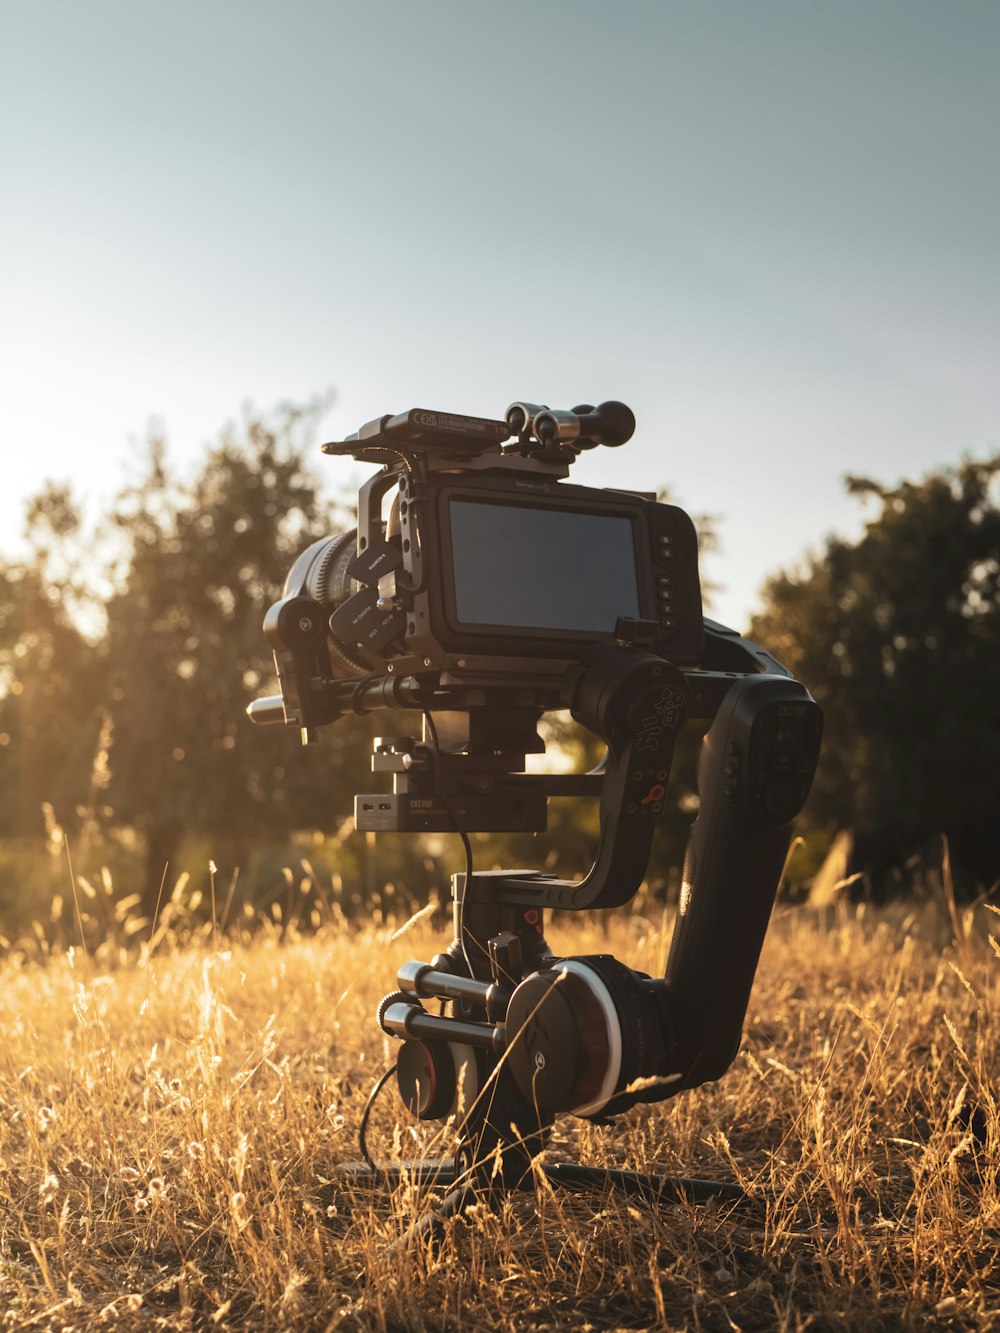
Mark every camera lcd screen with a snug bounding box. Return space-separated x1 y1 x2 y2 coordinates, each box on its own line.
448 499 640 632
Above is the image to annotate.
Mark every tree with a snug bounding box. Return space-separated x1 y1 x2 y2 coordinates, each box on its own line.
0 487 107 843
100 404 375 909
0 422 731 917
749 453 1000 889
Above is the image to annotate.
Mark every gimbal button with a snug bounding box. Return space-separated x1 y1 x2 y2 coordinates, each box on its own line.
762 775 801 820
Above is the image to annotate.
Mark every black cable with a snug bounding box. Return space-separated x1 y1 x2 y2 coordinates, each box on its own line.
358 1065 397 1170
351 444 420 474
349 671 384 715
321 442 418 473
421 710 475 975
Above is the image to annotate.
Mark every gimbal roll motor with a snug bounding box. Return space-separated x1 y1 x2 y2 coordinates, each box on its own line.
249 399 822 1231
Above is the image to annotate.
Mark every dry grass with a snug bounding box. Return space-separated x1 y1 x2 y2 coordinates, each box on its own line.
0 883 997 1331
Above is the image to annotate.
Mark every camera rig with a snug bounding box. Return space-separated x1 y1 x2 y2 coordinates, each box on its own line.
249 400 822 1238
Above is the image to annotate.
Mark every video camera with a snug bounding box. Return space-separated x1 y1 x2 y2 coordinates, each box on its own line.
249 400 822 1230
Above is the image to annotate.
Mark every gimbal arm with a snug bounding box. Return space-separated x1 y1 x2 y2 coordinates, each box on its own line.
660 671 822 1094
483 644 694 913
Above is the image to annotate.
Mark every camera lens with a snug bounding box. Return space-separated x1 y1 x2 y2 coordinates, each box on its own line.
283 531 369 676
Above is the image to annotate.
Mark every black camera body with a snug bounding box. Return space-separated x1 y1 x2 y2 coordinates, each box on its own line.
382 465 702 673
273 403 703 689
250 400 822 1216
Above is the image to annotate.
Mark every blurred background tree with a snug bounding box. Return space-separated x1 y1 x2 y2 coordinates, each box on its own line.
98 404 383 913
0 486 107 842
2 412 996 934
750 453 1000 891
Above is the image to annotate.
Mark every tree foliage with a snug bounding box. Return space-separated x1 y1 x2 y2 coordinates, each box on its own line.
0 412 731 913
11 408 995 907
0 406 384 911
98 407 381 905
750 453 1000 886
0 488 107 841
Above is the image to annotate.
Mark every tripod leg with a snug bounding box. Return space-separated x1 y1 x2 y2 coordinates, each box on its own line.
542 1163 746 1206
388 1065 550 1250
387 1181 479 1253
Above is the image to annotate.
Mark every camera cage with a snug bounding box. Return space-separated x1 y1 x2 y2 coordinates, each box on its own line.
317 416 703 682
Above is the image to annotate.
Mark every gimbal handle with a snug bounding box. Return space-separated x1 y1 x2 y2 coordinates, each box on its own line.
662 672 821 1094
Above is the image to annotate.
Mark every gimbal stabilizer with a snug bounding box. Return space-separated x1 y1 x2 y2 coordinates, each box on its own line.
249 401 822 1236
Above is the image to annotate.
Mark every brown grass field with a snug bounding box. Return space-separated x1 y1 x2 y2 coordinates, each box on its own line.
0 873 997 1331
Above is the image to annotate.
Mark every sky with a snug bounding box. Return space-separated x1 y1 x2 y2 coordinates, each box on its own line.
2 0 998 631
